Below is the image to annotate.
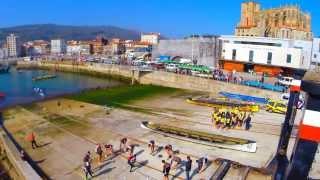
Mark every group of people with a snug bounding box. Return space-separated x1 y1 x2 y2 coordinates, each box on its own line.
80 137 210 180
212 69 245 84
82 143 114 179
82 137 140 178
211 107 252 130
161 144 209 180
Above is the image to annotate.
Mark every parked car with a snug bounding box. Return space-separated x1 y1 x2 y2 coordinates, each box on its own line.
266 100 287 114
165 64 178 72
151 63 165 70
132 60 145 66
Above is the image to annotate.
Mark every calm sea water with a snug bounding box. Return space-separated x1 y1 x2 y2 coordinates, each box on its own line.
0 68 124 109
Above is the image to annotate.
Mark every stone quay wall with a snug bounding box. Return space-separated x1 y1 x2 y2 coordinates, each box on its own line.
17 61 281 99
0 132 42 180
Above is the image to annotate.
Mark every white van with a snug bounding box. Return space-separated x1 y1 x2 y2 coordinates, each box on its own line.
165 64 178 72
278 77 294 86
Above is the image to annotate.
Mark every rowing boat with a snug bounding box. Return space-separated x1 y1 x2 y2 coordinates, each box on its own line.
186 97 260 112
141 121 257 153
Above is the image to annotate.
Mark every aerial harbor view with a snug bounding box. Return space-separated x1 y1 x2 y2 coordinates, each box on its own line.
0 0 320 180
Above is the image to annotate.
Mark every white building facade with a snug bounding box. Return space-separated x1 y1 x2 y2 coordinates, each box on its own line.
33 45 46 55
311 38 320 65
220 36 312 72
6 34 18 57
0 48 8 59
51 39 66 54
141 33 160 45
67 45 81 55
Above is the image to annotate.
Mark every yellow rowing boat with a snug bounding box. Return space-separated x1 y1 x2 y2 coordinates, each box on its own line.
186 97 260 112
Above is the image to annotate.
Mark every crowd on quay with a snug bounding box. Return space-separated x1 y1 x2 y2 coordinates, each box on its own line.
165 66 248 85
212 69 247 84
211 107 252 130
80 137 209 180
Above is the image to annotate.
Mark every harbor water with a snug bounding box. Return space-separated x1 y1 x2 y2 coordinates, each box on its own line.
0 68 124 109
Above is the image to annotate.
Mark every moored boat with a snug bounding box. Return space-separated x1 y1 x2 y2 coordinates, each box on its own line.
141 121 257 153
32 74 57 81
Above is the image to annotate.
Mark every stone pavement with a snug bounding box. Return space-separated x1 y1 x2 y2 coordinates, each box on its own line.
3 105 228 179
6 97 317 179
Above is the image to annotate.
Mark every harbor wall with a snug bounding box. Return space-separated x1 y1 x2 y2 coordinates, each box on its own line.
17 61 281 99
0 58 22 65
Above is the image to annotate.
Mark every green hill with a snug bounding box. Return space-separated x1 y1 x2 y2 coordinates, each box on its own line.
0 24 141 43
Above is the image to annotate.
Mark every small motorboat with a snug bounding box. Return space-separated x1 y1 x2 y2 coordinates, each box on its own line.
32 74 57 81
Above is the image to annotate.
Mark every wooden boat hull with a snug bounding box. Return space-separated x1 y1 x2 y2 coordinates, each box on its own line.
141 121 257 153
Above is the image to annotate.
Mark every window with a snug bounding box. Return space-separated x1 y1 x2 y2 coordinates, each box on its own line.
267 52 272 64
283 12 287 24
249 50 254 62
314 54 317 58
286 54 292 63
234 41 282 47
232 49 237 60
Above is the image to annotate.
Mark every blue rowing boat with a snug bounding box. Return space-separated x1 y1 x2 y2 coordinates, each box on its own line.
219 92 268 104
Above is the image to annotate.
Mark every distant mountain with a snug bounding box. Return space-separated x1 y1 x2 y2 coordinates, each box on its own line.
0 24 142 43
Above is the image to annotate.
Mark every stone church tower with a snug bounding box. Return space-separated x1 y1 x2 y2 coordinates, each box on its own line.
235 1 312 40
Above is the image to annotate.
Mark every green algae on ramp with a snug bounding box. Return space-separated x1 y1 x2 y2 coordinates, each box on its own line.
68 85 182 108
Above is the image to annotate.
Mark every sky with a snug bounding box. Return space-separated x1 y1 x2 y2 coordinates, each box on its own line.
0 0 318 38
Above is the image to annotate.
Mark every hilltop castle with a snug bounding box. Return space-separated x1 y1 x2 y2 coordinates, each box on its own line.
235 1 312 40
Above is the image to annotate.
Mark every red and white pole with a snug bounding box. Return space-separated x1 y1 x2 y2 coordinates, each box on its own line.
299 110 320 142
285 77 320 180
273 71 305 180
